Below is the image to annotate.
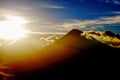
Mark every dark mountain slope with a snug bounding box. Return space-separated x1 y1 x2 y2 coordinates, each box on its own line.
4 29 120 80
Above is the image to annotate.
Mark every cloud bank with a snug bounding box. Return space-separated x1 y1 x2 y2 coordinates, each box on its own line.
42 5 65 9
81 30 120 48
99 0 120 5
40 35 59 44
62 15 120 32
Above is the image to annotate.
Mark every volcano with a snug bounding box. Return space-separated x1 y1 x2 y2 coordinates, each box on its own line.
1 29 120 80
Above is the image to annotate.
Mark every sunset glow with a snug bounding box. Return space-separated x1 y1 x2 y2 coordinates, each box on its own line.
0 15 28 40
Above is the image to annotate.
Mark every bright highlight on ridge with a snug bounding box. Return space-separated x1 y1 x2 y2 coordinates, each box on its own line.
0 15 28 40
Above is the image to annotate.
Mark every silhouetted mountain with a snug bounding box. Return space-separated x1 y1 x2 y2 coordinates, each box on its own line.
3 29 120 80
65 29 83 36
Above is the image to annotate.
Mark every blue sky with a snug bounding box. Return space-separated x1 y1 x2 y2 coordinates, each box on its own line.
0 0 120 34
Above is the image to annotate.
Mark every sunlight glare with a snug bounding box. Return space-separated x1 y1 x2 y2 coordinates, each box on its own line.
0 15 28 40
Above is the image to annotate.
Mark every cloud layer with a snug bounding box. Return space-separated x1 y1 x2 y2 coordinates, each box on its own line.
62 15 120 31
98 0 120 5
42 5 65 9
0 0 120 34
81 30 120 48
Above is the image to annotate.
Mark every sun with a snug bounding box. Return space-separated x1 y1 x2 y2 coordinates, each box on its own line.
0 15 28 40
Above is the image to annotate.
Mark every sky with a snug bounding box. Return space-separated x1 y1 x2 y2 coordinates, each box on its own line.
0 0 120 34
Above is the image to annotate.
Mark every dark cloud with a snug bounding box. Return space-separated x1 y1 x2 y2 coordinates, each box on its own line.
82 30 120 48
104 30 120 39
84 31 102 36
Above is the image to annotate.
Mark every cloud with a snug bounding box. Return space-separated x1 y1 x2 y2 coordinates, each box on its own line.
104 31 120 38
42 5 66 9
113 0 120 5
40 35 59 45
62 15 120 31
1 0 119 34
29 15 120 33
99 0 120 5
111 11 120 14
99 16 120 24
81 30 120 48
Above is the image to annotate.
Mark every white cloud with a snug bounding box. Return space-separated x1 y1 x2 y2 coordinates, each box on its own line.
63 20 97 30
42 5 65 9
40 35 59 45
113 0 120 5
111 11 120 14
99 16 120 24
62 16 120 30
99 0 120 5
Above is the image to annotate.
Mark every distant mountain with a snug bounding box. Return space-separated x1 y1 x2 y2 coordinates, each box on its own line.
2 29 120 80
